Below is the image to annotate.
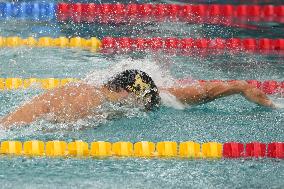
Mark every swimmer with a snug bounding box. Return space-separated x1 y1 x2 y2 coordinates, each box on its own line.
0 69 275 129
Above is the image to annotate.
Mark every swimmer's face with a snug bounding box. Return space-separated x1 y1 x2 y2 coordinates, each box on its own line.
126 92 158 111
115 90 148 110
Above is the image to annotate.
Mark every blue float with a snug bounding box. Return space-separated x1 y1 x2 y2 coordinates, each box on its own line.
0 2 55 20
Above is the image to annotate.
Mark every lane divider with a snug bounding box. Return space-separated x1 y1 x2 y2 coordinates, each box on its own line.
0 78 283 95
1 140 283 159
0 36 101 50
0 78 78 90
0 3 283 24
0 2 55 20
1 36 283 54
101 37 284 52
56 3 284 23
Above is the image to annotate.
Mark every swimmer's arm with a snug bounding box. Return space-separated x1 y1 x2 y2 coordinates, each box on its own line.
0 94 50 129
203 81 275 108
165 81 275 108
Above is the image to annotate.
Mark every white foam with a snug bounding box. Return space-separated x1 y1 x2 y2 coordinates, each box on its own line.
159 91 187 110
271 96 284 109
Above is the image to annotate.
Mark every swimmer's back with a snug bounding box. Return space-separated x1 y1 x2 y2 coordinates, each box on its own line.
44 84 102 122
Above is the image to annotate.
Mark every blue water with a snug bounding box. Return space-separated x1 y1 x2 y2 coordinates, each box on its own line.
0 1 284 188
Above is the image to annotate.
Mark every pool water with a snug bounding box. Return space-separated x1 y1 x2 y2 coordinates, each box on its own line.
0 2 284 189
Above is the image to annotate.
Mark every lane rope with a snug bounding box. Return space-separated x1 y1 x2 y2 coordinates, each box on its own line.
0 36 101 50
0 78 283 95
0 3 283 24
1 36 283 53
57 3 284 23
0 140 283 159
101 37 284 52
0 2 55 20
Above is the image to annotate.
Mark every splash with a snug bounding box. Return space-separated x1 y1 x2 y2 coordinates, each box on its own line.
84 56 177 88
84 55 190 110
271 96 284 109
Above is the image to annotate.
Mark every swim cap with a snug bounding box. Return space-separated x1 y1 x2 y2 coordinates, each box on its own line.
106 69 161 110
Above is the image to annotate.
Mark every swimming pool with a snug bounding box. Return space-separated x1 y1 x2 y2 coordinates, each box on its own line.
0 1 284 189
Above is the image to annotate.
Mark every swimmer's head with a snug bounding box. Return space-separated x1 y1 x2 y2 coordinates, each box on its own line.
105 69 161 110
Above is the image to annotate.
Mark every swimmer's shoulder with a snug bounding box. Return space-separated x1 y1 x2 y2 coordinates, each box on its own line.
46 82 99 98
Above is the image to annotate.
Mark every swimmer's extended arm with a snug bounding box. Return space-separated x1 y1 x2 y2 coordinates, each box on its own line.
167 81 275 108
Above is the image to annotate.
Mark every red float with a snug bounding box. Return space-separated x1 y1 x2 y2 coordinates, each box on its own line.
274 39 284 50
113 4 125 15
222 5 234 16
99 4 115 22
259 38 274 50
71 3 83 23
195 38 210 49
167 4 180 18
126 4 138 16
262 80 280 94
263 5 275 17
236 5 248 17
133 38 147 51
191 5 208 17
147 37 164 50
117 37 132 51
180 38 194 50
223 142 244 158
209 5 222 16
139 4 153 17
125 4 138 21
83 4 98 22
180 5 194 21
210 38 226 49
154 4 168 18
165 38 180 49
245 142 266 158
275 5 284 17
247 5 261 17
226 38 241 50
242 38 257 51
247 80 262 89
99 4 114 15
102 37 115 49
112 4 125 23
267 142 284 159
57 3 70 21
